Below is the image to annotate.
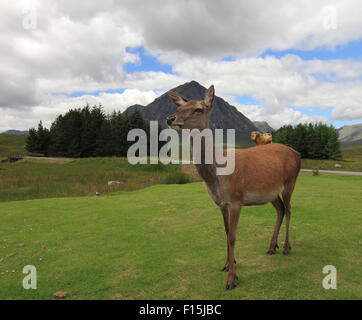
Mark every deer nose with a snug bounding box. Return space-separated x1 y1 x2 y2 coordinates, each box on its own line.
166 116 176 126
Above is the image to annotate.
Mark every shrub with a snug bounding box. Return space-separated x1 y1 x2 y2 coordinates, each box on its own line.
163 172 192 184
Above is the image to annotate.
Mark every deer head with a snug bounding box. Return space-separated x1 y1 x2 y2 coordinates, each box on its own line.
166 85 215 130
250 131 261 141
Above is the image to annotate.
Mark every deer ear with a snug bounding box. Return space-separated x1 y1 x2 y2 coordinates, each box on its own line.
204 85 215 108
168 91 188 107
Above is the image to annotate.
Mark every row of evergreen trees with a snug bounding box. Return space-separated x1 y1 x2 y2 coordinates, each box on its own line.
272 123 342 159
26 105 342 160
26 105 154 158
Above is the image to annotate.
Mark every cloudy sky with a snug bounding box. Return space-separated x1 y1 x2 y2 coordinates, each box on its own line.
1 0 362 131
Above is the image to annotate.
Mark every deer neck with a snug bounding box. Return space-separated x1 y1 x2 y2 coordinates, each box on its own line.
191 132 223 203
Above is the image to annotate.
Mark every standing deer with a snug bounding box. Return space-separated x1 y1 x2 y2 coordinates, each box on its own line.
166 85 301 290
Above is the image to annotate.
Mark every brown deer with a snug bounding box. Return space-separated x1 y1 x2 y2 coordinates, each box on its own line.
251 131 273 145
166 85 301 290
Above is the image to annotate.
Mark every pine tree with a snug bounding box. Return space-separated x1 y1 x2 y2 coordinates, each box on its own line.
306 123 317 158
26 128 39 153
325 125 342 160
95 119 113 156
36 121 51 156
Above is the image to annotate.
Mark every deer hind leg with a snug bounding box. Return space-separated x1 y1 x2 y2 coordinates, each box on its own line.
267 196 285 255
220 205 237 272
282 186 295 255
226 202 242 290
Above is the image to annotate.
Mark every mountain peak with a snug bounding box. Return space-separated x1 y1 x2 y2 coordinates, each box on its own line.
253 121 274 133
125 81 259 145
187 80 203 87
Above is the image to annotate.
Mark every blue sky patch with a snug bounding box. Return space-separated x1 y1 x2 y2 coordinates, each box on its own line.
261 39 362 60
221 56 236 62
234 94 264 105
52 88 126 98
124 46 174 74
289 106 332 118
331 119 362 128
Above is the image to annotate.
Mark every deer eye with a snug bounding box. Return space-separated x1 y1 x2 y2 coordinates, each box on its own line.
194 108 203 113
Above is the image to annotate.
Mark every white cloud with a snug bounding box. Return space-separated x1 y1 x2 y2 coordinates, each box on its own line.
169 55 362 127
0 1 142 107
118 0 362 57
1 1 362 131
0 89 158 131
235 104 329 129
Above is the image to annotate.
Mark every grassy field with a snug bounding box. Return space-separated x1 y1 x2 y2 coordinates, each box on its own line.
0 134 27 157
0 173 361 300
301 145 362 172
1 143 361 203
0 158 194 203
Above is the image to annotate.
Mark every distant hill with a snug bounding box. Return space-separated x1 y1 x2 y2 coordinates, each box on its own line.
338 123 362 146
2 130 29 136
253 121 274 133
125 81 259 145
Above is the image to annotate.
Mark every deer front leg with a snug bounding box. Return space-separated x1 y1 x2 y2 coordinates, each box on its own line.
226 202 242 290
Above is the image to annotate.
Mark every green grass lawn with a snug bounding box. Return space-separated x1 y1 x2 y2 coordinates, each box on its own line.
1 144 361 202
0 173 361 300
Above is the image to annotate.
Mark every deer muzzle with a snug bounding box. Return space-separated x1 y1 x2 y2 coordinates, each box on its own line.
166 115 184 128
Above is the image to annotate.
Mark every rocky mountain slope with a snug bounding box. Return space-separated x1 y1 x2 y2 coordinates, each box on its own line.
125 81 259 145
338 123 362 146
253 121 274 133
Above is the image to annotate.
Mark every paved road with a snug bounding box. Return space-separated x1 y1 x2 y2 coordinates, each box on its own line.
300 169 362 176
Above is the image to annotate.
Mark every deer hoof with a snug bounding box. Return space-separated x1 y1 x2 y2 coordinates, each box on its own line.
267 243 279 254
266 250 276 255
226 280 238 291
226 283 237 290
221 266 229 272
283 244 291 255
226 275 239 290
